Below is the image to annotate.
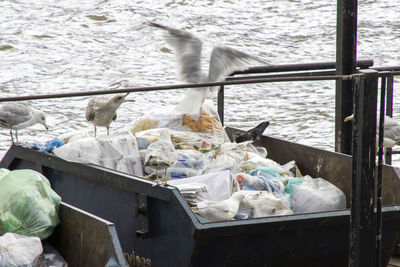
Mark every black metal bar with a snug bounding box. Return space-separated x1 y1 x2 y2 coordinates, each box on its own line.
350 69 378 267
228 70 337 81
232 59 373 75
335 0 358 155
218 85 224 126
376 76 386 267
0 74 350 102
385 75 394 165
373 66 400 72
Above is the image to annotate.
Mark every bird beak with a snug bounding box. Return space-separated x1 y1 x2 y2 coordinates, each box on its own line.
241 200 246 207
44 124 49 131
125 99 135 102
344 114 354 122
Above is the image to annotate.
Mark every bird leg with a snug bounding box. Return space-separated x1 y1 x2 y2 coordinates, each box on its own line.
94 126 97 137
15 130 19 144
9 129 15 144
106 126 110 135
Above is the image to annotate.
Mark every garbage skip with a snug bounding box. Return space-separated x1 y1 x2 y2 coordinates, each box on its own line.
2 127 400 266
49 202 128 267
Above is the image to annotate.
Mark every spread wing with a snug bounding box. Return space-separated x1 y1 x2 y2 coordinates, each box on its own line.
208 46 270 84
150 22 204 83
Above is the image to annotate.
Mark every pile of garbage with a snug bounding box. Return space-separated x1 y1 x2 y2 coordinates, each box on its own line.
50 104 346 223
0 168 67 266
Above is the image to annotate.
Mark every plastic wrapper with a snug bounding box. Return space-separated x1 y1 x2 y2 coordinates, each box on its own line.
131 103 229 145
0 232 43 267
290 176 346 214
239 153 295 176
43 241 68 267
135 128 208 151
204 153 239 174
168 170 239 205
53 132 143 176
166 149 213 179
0 169 61 239
238 191 293 218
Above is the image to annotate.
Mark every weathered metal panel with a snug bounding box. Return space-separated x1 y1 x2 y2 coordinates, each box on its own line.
48 202 128 267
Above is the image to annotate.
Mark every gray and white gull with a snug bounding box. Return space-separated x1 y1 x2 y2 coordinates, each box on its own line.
150 22 271 115
0 102 48 144
192 191 245 222
344 114 400 148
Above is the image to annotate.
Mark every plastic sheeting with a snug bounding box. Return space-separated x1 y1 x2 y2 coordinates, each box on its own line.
168 170 240 205
54 132 143 176
0 233 43 267
0 169 61 240
290 176 346 214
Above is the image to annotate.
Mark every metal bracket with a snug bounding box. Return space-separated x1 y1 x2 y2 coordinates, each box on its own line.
133 193 149 239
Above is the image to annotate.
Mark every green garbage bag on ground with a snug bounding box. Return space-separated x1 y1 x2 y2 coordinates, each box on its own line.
0 169 61 239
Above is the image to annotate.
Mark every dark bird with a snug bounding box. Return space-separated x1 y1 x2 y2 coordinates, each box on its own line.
150 22 270 116
0 103 48 144
85 93 134 137
234 121 270 143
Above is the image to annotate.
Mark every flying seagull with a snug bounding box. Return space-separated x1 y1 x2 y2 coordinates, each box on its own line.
0 102 48 144
150 22 271 115
85 93 133 137
234 121 270 143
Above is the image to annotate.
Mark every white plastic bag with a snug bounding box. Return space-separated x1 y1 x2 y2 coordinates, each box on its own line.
204 153 239 174
134 128 209 151
0 232 43 267
54 132 143 176
291 176 346 214
131 103 228 145
168 170 239 204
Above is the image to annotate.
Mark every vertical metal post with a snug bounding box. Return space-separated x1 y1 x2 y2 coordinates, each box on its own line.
350 69 378 267
385 76 394 164
218 85 224 126
335 0 358 154
376 76 386 267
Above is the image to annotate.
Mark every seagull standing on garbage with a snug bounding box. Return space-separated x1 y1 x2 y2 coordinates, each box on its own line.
150 22 271 116
0 103 48 144
85 93 133 137
192 191 245 222
144 128 177 178
234 121 270 143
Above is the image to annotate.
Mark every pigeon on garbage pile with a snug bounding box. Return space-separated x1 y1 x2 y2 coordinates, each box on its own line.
234 121 270 143
0 102 48 144
144 128 177 178
85 93 134 137
344 114 400 148
192 191 245 222
150 22 271 116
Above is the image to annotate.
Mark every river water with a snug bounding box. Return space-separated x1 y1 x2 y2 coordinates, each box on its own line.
0 0 399 163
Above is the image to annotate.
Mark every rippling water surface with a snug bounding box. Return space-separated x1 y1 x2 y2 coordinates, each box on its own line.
0 1 399 163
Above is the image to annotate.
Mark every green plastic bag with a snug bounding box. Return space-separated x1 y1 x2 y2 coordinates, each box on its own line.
0 169 61 239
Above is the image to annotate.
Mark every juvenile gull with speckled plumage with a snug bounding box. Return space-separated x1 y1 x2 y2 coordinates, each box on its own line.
85 93 134 137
